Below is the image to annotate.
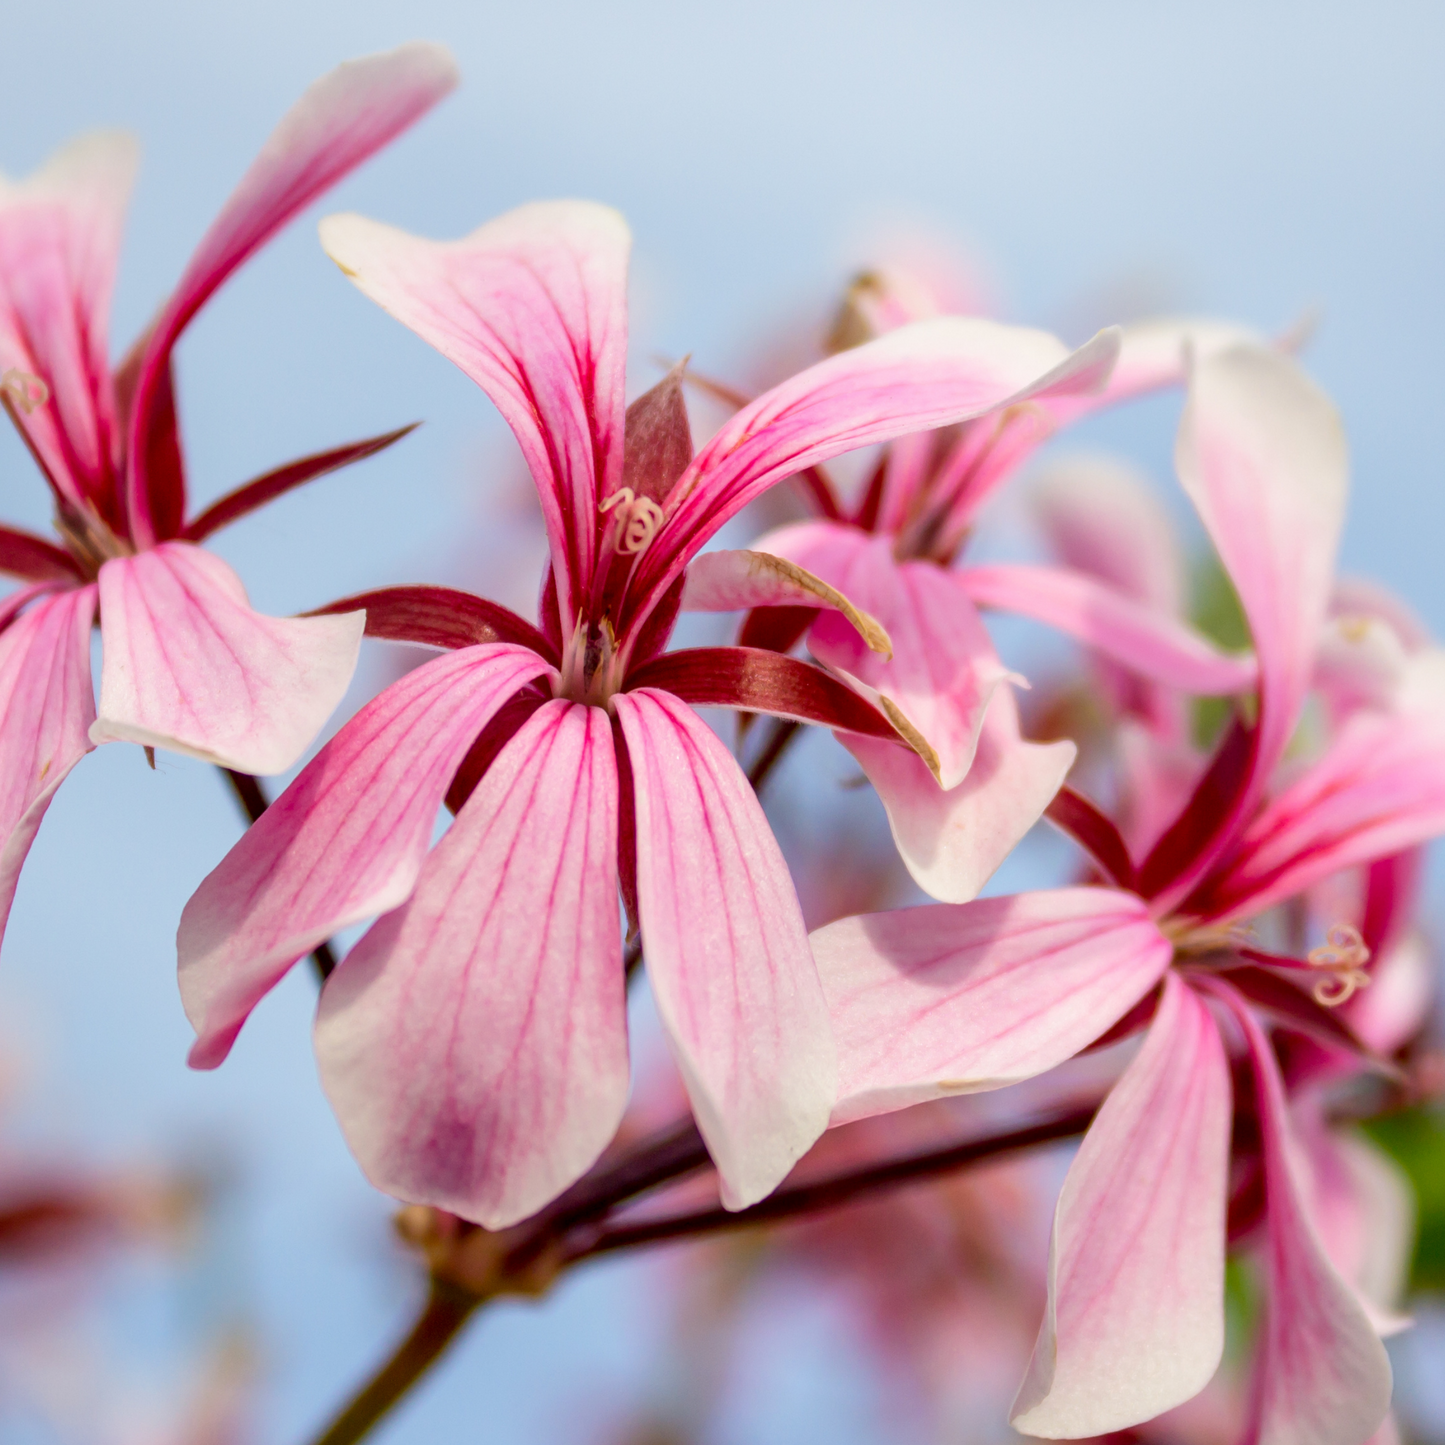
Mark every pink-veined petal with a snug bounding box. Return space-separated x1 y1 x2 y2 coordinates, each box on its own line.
680 548 890 655
314 701 627 1228
614 687 834 1209
1296 1109 1413 1338
125 43 457 544
0 585 96 944
320 200 629 617
1200 709 1445 923
844 685 1077 904
959 563 1257 695
1012 974 1231 1438
809 538 1013 788
91 542 363 775
1217 986 1393 1445
1148 346 1347 908
813 887 1171 1126
630 321 1121 616
178 643 553 1068
0 133 136 513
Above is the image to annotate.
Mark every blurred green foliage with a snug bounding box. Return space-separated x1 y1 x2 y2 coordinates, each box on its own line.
1364 1107 1445 1292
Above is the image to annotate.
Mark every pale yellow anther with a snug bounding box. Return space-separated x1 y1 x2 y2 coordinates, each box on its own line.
600 487 664 555
1307 922 1372 1008
1 368 49 414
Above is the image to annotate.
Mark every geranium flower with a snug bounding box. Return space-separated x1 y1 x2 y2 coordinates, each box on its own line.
0 43 458 943
176 197 1118 1226
809 344 1445 1444
737 259 1263 901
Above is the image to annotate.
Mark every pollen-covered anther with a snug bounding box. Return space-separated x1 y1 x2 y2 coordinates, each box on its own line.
0 368 50 414
1306 922 1372 1007
599 487 664 554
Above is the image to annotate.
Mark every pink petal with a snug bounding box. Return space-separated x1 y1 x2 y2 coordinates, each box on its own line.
959 562 1257 695
1098 317 1266 404
125 43 458 543
1031 454 1185 615
1200 710 1445 923
809 538 1013 788
178 643 553 1068
91 542 364 775
320 200 629 618
680 548 890 656
813 887 1171 1126
314 701 627 1228
630 322 1121 616
1012 974 1232 1437
0 585 96 944
844 685 1077 903
614 687 835 1208
0 133 136 512
1295 1109 1413 1337
1219 986 1393 1445
1153 346 1347 907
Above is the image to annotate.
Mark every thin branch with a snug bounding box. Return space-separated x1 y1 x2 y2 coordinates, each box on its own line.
746 718 801 795
219 769 337 983
564 1104 1097 1261
307 1284 480 1445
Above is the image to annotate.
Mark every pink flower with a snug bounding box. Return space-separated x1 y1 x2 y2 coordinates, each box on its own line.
176 197 1116 1227
810 344 1444 1443
0 43 458 943
744 258 1264 902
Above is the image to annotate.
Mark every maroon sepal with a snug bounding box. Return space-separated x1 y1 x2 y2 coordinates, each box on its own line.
0 526 84 584
1137 715 1256 900
537 565 564 656
627 574 684 670
445 685 549 815
1045 786 1137 891
180 424 419 543
143 359 187 540
737 604 818 655
625 646 900 740
307 585 559 663
851 453 889 531
1207 961 1397 1075
623 363 692 506
794 465 843 521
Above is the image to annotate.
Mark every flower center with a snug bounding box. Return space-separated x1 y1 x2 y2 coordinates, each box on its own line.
555 614 626 708
599 487 664 556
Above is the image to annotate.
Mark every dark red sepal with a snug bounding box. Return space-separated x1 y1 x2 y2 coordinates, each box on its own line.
737 604 819 655
445 684 549 814
625 646 900 740
611 713 640 938
1045 786 1137 891
180 424 418 543
0 526 84 584
1081 981 1160 1053
307 585 559 663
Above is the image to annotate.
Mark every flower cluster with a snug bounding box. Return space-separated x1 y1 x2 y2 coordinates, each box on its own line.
2 40 1440 1445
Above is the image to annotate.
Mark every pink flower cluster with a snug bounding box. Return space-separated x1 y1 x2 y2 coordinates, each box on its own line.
1 41 1438 1445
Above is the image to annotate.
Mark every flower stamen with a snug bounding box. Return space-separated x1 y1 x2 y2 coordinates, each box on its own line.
599 487 664 555
1 369 50 415
1307 922 1372 1007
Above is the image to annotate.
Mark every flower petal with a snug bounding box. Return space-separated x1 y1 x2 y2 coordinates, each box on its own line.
90 543 363 774
614 687 834 1208
0 585 96 944
320 200 629 617
0 132 136 513
125 43 458 543
1012 974 1231 1438
314 701 627 1228
631 321 1121 616
1200 710 1445 922
1145 346 1347 907
815 887 1171 1126
844 685 1077 903
680 548 891 656
959 562 1257 695
178 643 552 1068
1218 985 1393 1445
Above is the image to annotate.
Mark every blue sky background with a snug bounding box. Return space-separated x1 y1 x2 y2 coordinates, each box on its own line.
0 2 1442 1441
